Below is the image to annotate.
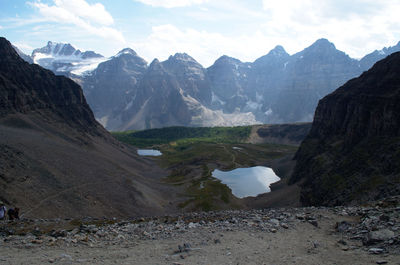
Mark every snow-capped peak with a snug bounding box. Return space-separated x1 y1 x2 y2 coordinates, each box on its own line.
31 41 105 76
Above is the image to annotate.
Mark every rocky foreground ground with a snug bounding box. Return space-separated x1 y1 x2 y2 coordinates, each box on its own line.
0 197 399 265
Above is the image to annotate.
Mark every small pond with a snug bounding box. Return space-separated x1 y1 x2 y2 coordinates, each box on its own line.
212 166 280 198
137 149 162 156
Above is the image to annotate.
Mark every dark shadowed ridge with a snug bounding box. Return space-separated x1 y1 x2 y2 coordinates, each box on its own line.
291 52 400 206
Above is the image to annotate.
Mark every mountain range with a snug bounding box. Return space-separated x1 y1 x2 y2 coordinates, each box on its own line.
16 39 400 131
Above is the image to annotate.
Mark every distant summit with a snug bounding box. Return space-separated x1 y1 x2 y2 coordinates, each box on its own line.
31 41 105 76
267 45 288 57
115 48 138 57
32 41 103 59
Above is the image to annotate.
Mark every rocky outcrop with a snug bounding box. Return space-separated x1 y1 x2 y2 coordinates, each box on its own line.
290 52 400 206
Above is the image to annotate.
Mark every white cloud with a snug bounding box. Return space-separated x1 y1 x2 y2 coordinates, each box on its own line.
133 0 208 8
260 0 400 58
53 0 114 25
130 0 400 66
30 0 125 43
133 24 281 67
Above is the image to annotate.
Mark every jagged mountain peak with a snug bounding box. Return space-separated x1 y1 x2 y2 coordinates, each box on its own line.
301 38 339 55
115 48 138 57
214 55 243 65
171 52 194 60
33 41 77 57
267 45 289 57
167 52 201 66
253 45 289 66
294 38 350 61
149 58 165 71
311 38 335 48
32 41 103 59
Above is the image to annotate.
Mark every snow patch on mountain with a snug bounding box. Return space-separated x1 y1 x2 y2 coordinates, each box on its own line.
32 41 106 76
211 92 226 106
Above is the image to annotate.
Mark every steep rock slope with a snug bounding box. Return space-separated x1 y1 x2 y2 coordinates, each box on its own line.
82 48 148 126
104 56 257 131
290 52 400 206
270 39 361 123
0 37 177 218
12 45 33 64
207 55 252 113
162 53 212 105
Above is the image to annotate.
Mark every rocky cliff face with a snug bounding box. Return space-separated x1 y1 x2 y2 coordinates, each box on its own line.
270 39 361 123
0 38 98 132
162 53 212 105
207 55 252 113
109 58 194 130
290 52 400 206
82 48 148 124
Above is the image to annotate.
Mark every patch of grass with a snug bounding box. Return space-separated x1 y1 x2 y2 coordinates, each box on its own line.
112 126 251 148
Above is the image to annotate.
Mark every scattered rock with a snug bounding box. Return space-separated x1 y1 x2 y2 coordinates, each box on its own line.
280 223 289 229
335 221 351 233
368 248 385 254
308 220 318 227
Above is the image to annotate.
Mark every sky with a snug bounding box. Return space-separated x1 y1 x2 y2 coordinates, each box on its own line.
0 0 399 67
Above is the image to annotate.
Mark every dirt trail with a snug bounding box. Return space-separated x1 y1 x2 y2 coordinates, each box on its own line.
1 204 399 265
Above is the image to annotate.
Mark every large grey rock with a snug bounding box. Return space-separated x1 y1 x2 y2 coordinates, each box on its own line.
363 229 395 245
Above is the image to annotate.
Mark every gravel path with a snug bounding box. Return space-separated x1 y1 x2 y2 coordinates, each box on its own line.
0 198 399 264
